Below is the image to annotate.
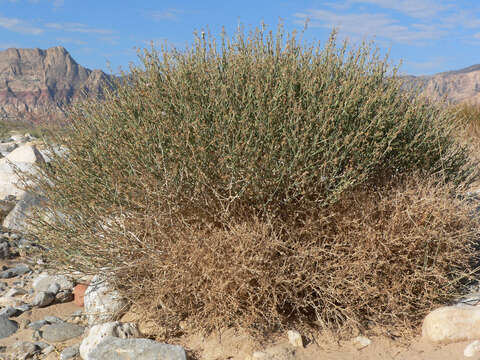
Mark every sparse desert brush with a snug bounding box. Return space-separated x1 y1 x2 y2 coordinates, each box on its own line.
451 102 480 160
27 23 480 337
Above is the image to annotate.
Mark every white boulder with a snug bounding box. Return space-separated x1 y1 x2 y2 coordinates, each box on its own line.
84 275 128 326
422 305 480 343
79 322 140 359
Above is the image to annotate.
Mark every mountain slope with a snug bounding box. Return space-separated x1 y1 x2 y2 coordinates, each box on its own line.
0 46 112 122
403 65 480 105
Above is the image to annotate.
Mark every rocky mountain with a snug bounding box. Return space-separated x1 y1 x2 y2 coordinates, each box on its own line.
403 64 480 105
0 46 112 122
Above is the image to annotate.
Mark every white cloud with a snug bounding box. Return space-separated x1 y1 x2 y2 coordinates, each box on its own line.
332 0 453 19
46 22 113 35
403 56 450 74
56 37 87 45
149 9 182 21
0 15 43 35
294 9 446 44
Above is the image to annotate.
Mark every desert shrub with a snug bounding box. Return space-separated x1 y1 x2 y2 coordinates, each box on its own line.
451 102 480 161
28 24 479 336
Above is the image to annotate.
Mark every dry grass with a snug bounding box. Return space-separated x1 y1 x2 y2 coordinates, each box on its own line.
451 102 480 162
106 175 480 339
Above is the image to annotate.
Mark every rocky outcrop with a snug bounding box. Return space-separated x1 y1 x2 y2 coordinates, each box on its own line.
0 46 112 122
402 64 480 105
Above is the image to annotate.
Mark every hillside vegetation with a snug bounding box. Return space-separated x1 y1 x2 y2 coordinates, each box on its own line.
26 24 480 339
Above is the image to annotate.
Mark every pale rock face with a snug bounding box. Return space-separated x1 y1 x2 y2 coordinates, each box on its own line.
2 191 45 232
0 143 44 200
4 143 44 163
87 337 187 360
422 305 480 343
464 340 480 357
403 64 480 105
79 322 140 360
83 275 128 326
32 273 74 293
287 330 303 348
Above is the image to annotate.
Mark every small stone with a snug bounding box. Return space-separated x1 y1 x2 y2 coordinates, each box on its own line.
47 282 60 295
32 274 74 293
56 289 74 303
41 323 85 342
41 344 55 355
44 315 63 324
0 306 20 318
73 283 88 307
27 319 48 330
7 341 38 360
14 304 31 312
19 319 30 330
34 341 50 350
353 336 372 349
60 344 80 360
465 340 480 357
0 242 9 259
32 291 55 307
0 316 18 338
5 287 27 297
0 264 30 278
251 351 268 359
287 330 303 348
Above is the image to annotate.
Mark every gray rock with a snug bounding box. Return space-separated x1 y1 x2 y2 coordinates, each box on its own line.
32 291 55 307
88 337 187 360
79 322 141 359
56 289 74 303
5 287 27 297
0 264 30 278
44 315 63 324
47 282 60 295
0 306 20 318
0 242 9 259
14 304 31 312
2 191 45 232
33 341 50 350
32 273 74 293
27 319 48 330
60 344 80 360
41 323 85 342
42 344 55 355
0 316 18 338
7 341 38 360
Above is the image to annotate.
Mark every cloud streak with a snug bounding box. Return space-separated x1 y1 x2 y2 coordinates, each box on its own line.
0 15 43 35
294 9 446 44
148 9 182 21
45 22 113 35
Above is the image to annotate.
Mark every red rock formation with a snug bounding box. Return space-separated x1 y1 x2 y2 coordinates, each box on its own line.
0 46 112 123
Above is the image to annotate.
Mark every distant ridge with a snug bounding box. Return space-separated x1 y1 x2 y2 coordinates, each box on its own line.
403 63 480 105
0 46 113 123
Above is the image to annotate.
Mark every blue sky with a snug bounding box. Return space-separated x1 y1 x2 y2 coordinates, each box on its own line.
0 0 479 76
